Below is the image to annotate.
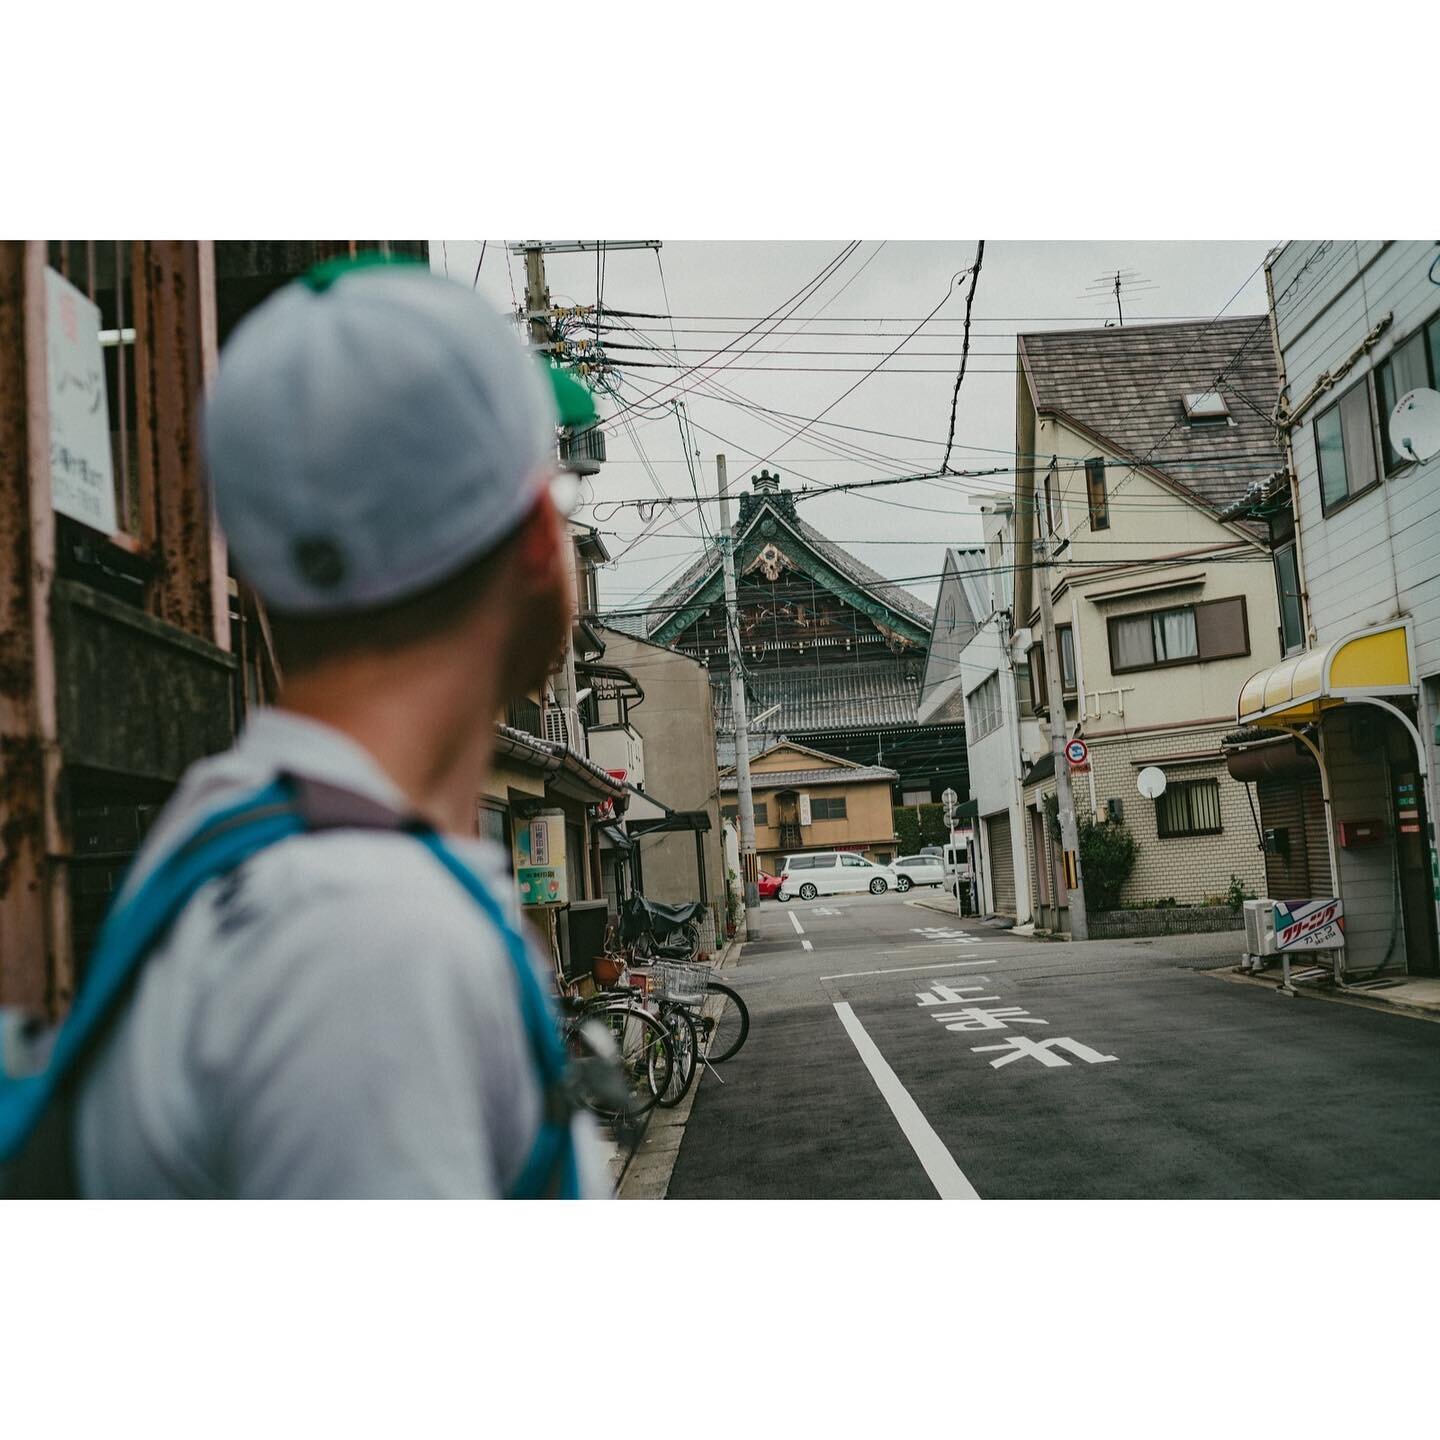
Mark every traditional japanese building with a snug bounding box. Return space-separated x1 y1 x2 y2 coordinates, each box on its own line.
642 471 968 803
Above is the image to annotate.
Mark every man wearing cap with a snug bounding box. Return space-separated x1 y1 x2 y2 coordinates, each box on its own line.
73 260 609 1198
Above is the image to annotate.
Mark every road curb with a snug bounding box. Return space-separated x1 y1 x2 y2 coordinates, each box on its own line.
616 936 742 1200
1210 965 1440 1024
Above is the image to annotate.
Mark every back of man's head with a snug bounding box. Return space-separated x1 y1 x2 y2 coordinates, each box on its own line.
203 257 563 675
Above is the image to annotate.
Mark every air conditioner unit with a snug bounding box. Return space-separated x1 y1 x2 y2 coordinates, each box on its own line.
1242 898 1277 961
544 705 581 750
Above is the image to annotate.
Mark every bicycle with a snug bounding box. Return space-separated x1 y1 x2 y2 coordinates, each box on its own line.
556 964 675 1131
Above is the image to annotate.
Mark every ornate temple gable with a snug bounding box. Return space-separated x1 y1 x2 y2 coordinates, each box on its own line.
651 495 932 657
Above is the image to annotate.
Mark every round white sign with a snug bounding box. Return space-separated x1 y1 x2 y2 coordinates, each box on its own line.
1388 388 1440 465
1137 766 1167 800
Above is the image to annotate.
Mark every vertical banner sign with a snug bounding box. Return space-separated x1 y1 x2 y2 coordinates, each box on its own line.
798 792 812 828
515 809 568 906
1273 896 1345 952
45 267 118 534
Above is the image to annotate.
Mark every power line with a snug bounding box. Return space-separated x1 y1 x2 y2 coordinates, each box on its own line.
721 256 980 474
594 549 1275 623
599 242 862 427
941 240 985 473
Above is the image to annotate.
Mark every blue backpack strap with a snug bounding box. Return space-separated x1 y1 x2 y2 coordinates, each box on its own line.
0 779 580 1199
417 836 580 1200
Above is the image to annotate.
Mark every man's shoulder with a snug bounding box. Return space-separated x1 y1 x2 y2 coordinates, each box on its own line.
211 829 519 969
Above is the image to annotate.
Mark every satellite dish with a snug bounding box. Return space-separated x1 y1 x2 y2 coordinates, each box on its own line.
1137 767 1167 800
1388 388 1440 465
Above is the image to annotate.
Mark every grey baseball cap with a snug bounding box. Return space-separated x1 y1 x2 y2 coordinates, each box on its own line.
203 258 560 614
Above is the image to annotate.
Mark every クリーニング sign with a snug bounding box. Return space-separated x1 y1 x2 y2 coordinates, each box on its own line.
1273 896 1344 952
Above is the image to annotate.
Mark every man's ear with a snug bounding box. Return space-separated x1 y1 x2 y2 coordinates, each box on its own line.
510 491 567 588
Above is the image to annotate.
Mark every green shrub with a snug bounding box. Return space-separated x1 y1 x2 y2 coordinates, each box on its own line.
1077 815 1137 911
1041 792 1137 911
1225 873 1257 912
893 803 955 854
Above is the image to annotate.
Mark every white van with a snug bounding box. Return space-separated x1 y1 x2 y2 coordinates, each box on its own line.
779 852 899 900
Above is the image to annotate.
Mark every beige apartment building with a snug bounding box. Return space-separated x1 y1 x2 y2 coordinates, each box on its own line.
1011 318 1287 927
721 741 899 874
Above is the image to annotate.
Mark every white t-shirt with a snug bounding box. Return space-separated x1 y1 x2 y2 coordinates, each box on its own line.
76 709 608 1199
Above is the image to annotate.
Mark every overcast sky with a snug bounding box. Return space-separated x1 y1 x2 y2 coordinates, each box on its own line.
432 240 1273 620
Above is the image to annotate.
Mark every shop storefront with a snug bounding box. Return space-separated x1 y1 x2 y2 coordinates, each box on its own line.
1236 622 1439 977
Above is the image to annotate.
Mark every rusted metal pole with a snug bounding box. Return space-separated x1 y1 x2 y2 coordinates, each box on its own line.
136 242 230 652
0 241 72 1015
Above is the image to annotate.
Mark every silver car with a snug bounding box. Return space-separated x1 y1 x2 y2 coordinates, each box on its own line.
891 854 947 893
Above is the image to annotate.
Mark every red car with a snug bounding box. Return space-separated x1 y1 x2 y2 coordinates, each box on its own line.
758 871 784 900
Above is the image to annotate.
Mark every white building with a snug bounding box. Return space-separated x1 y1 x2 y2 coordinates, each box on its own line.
918 539 1045 922
1234 241 1440 977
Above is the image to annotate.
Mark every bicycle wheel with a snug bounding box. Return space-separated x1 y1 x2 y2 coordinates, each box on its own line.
703 981 750 1064
576 1000 674 1123
656 1004 698 1109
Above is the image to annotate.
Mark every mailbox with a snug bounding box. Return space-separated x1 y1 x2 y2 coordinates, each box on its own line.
1263 827 1290 857
1337 819 1385 848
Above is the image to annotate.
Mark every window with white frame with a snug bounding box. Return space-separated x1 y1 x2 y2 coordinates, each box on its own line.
967 671 1004 740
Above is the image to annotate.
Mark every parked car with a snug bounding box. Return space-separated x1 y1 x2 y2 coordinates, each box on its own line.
758 871 784 901
891 854 946 892
779 852 899 900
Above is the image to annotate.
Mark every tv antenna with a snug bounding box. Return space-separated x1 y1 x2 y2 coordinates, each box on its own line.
1079 269 1157 326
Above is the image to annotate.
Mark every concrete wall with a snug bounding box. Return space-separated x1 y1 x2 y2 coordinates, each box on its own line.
594 628 725 910
1089 905 1244 938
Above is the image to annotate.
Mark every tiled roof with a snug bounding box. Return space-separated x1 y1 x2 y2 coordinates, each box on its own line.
646 501 934 638
721 765 898 792
711 658 925 735
1019 317 1284 516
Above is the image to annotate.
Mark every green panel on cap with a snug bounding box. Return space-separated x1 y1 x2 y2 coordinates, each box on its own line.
300 250 428 293
543 359 599 428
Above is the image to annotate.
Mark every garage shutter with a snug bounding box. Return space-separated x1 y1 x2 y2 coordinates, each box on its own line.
986 814 1016 914
1302 779 1333 896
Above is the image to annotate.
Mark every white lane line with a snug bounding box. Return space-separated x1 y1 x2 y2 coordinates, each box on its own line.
802 939 813 951
820 960 996 980
833 1002 979 1201
789 910 805 936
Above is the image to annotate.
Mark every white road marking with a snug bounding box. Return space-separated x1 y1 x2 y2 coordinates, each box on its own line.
819 960 996 980
832 1002 980 1201
811 907 840 916
789 910 805 936
801 939 813 951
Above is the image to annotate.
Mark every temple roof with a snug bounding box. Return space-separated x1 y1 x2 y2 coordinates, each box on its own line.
646 487 934 641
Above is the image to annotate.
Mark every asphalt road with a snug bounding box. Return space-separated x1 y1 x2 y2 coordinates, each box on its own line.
667 889 1440 1199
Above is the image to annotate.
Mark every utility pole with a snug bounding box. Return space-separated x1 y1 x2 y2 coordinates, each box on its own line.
716 453 761 939
512 241 661 353
514 241 663 746
1037 457 1089 941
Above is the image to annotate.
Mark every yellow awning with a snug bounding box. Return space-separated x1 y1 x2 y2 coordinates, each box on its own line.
1237 623 1414 728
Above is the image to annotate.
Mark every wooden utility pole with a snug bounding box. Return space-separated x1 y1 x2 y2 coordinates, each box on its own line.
716 453 761 939
1037 457 1089 941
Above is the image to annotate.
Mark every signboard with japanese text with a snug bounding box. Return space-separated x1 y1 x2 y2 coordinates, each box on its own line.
798 792 812 827
45 267 118 534
515 809 568 907
1273 896 1345 952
